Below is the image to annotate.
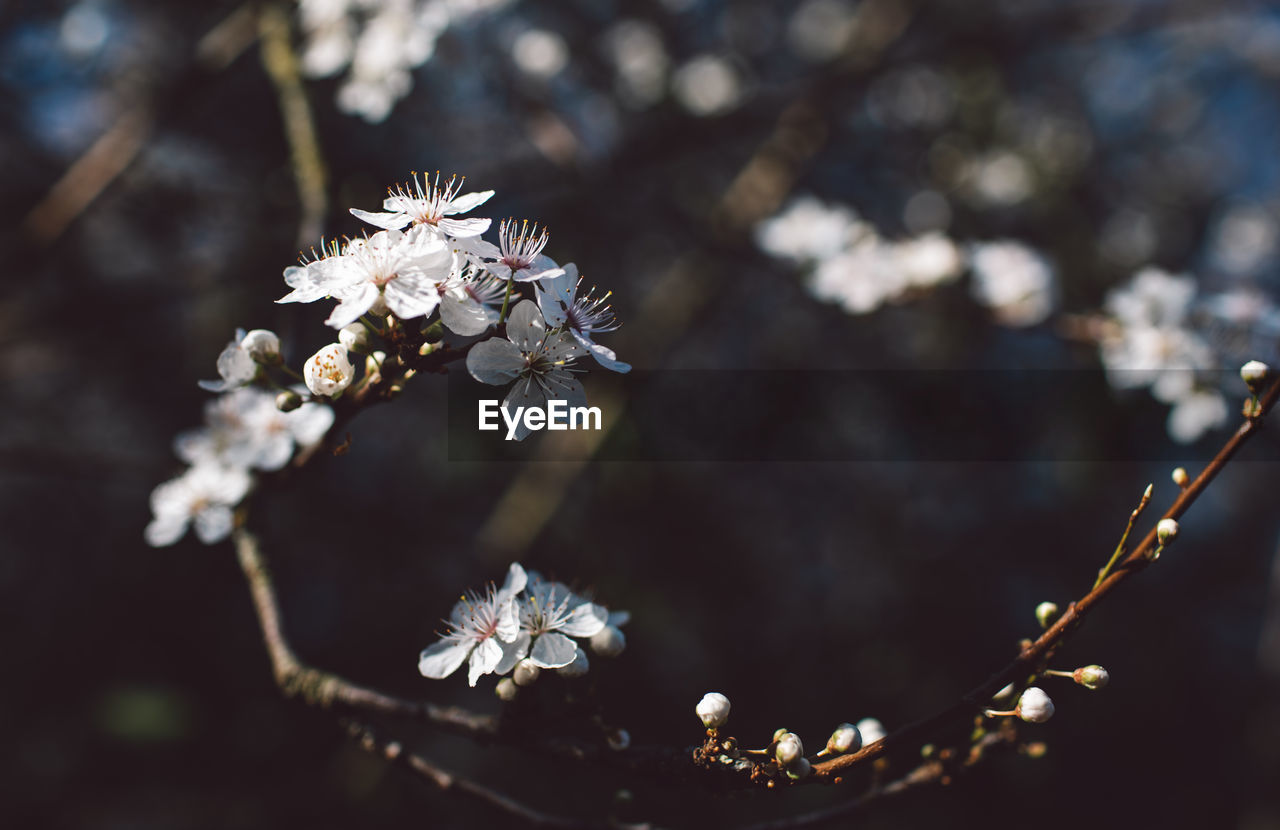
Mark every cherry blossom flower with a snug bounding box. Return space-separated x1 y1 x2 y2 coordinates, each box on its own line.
144 463 252 547
175 387 334 472
466 219 564 283
535 263 631 373
466 300 586 440
438 265 508 336
419 563 528 687
198 329 262 392
503 572 609 669
277 226 456 328
351 172 493 238
304 344 356 398
968 240 1057 327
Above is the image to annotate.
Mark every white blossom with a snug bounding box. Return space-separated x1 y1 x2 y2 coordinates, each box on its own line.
304 343 356 398
198 328 260 392
504 572 609 670
855 717 886 745
350 172 493 237
968 240 1057 327
465 219 564 284
1015 687 1054 723
696 692 731 729
418 563 528 687
439 265 508 336
175 387 334 472
144 463 252 547
536 263 631 372
466 300 587 440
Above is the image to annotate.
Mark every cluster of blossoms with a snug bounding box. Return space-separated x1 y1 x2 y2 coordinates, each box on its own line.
147 172 628 546
418 563 627 689
755 195 1056 325
145 329 335 547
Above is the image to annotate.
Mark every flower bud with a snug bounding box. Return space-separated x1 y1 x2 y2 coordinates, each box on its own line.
772 727 789 743
495 678 518 702
696 692 731 730
1157 518 1179 546
1015 687 1054 723
826 723 862 755
365 350 386 377
607 728 631 751
303 344 354 397
275 390 303 412
1072 665 1110 690
338 322 371 354
1241 360 1270 392
557 648 590 678
1172 467 1189 487
590 624 627 657
774 732 803 766
785 757 812 780
513 658 541 687
1035 601 1060 629
240 329 281 364
855 717 886 745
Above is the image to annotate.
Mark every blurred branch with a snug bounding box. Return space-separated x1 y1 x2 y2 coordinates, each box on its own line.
258 2 329 249
20 3 260 246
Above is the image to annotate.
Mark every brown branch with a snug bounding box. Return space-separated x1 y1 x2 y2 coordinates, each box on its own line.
343 719 654 830
810 376 1280 782
232 525 497 738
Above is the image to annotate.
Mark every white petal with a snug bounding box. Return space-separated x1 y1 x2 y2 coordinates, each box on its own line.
500 562 528 598
467 638 503 686
535 268 575 327
383 278 440 320
144 515 189 547
445 190 494 214
575 332 631 373
503 378 547 441
440 291 496 336
559 602 609 638
530 632 579 669
506 300 546 352
494 632 531 676
324 283 380 329
608 610 631 627
467 338 525 384
419 639 470 679
193 504 235 544
349 207 411 230
439 217 491 238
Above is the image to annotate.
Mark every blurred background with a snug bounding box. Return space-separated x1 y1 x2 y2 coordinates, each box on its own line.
5 0 1280 827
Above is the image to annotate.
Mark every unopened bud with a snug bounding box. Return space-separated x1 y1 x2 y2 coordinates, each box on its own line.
1172 467 1189 487
1035 601 1060 629
856 718 886 745
1072 665 1110 690
495 678 518 702
775 732 803 766
303 344 354 397
826 723 862 755
1015 687 1054 723
557 648 590 678
1157 518 1179 546
513 658 541 687
785 757 812 780
338 322 371 354
607 728 631 751
276 390 302 412
696 693 731 730
590 625 626 657
240 329 281 364
365 350 386 376
1241 360 1270 392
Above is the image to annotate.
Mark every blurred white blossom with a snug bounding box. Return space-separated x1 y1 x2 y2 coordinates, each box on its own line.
144 463 252 547
968 240 1057 327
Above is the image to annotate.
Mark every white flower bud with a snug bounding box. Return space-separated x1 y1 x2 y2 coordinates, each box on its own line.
239 329 281 364
513 658 541 687
495 678 518 701
855 717 886 745
365 350 386 377
826 723 861 755
1073 665 1110 690
338 322 371 354
696 692 731 730
1015 687 1054 723
303 344 354 397
590 624 627 657
557 648 590 678
1241 360 1270 391
785 757 812 780
775 732 803 766
1035 601 1060 629
1157 518 1179 545
1172 467 1189 487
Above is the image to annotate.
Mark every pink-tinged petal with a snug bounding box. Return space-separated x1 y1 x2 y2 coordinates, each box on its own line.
559 602 609 637
494 632 531 675
350 207 411 230
439 217 491 238
444 190 494 214
467 638 503 686
506 300 546 352
419 639 470 679
467 338 525 385
530 632 579 669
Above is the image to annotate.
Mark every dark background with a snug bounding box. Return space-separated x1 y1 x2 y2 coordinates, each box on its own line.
4 0 1280 827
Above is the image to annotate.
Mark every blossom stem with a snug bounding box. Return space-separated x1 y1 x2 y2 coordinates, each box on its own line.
497 274 516 324
360 314 385 336
1093 483 1152 589
279 364 306 383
